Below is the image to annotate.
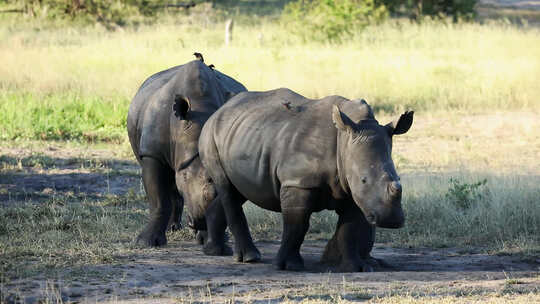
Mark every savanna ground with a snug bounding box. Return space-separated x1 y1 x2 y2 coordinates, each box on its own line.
1 0 540 303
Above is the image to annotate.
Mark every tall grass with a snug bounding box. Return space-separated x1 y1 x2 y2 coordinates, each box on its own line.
0 18 539 140
1 171 537 280
244 171 540 255
0 193 148 279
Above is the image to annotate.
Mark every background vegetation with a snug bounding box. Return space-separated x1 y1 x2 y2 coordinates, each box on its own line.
0 18 538 141
0 0 539 299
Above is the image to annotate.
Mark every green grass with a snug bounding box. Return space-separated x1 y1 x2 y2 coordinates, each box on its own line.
378 173 540 254
0 16 539 141
0 92 128 142
1 171 537 281
244 171 540 256
0 193 148 280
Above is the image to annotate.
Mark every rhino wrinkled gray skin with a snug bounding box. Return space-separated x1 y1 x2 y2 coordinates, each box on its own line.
127 59 246 247
199 88 413 272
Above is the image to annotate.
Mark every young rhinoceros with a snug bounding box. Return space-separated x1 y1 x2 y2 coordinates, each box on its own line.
127 58 246 248
199 88 413 272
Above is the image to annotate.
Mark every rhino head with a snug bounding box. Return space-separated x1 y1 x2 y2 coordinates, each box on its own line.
169 61 235 227
332 101 413 229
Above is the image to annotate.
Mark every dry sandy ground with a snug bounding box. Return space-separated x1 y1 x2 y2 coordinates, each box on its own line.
2 240 539 303
1 141 539 302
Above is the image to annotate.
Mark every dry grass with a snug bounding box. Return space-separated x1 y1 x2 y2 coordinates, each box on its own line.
0 17 539 111
0 10 539 303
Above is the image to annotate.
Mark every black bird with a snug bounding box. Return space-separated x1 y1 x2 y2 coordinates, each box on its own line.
193 52 204 62
282 102 292 110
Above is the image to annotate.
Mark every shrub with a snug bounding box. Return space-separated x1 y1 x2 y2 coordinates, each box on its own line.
445 178 488 210
376 0 477 21
282 0 388 43
2 0 168 26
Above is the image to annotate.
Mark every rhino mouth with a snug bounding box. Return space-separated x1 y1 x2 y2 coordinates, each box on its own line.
365 213 377 226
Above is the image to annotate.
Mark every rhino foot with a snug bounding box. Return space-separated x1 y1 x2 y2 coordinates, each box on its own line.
337 259 374 273
136 228 167 247
197 230 230 246
363 256 393 269
203 241 233 256
234 246 261 263
274 253 304 271
195 230 207 245
167 222 182 232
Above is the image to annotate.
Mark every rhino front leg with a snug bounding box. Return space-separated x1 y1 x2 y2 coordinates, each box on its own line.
275 187 313 271
357 223 393 269
136 157 173 247
218 190 261 262
203 198 232 256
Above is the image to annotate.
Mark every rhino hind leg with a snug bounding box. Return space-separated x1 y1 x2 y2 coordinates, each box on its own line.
321 233 341 264
196 230 207 245
167 189 184 231
321 203 374 272
136 157 174 247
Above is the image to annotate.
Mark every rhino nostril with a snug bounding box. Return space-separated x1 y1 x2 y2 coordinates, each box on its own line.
389 181 402 194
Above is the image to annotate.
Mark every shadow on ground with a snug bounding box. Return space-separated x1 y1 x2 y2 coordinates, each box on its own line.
2 240 539 303
0 154 141 203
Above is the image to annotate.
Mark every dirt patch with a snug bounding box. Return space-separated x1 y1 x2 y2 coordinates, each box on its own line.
0 144 141 203
2 240 539 303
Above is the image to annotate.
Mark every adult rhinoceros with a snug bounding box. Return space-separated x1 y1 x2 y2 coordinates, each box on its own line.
199 88 413 271
127 57 246 247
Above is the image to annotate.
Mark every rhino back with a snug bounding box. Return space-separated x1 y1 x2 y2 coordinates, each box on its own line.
127 65 184 164
207 88 346 210
213 70 247 95
128 60 240 168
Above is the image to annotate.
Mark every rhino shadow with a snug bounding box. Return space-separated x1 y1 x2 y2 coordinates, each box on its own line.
0 154 141 203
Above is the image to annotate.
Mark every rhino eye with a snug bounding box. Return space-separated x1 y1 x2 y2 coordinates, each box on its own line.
361 177 367 184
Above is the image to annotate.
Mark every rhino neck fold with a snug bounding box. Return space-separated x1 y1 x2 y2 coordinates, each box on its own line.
177 152 200 171
336 131 350 196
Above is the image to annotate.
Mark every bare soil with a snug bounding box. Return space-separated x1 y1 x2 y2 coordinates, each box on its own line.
0 144 141 204
2 240 539 303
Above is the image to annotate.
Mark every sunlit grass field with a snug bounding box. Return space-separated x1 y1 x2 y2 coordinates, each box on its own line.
0 15 539 140
0 10 539 295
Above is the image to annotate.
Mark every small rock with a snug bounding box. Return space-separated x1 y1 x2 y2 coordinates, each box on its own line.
42 187 54 194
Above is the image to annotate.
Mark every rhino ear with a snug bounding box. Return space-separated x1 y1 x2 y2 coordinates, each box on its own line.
332 105 353 132
386 110 414 135
173 95 191 120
